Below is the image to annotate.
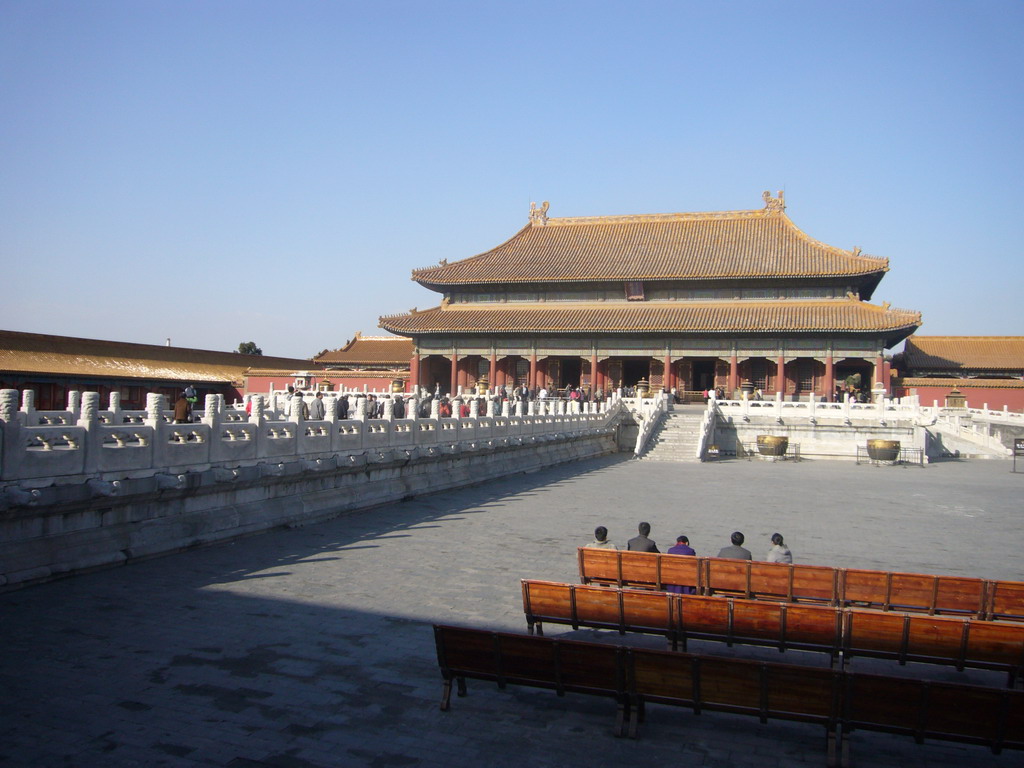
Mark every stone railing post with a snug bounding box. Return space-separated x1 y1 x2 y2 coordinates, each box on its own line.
145 393 163 426
20 388 36 422
354 396 367 421
248 395 264 425
430 397 440 420
325 396 338 423
452 396 463 420
108 391 121 422
289 393 306 424
408 397 419 421
78 391 101 474
67 390 81 420
383 397 394 421
524 400 532 417
1 389 18 426
1 389 21 478
201 394 220 427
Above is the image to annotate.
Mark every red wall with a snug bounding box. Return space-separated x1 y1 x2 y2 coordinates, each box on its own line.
896 383 1024 412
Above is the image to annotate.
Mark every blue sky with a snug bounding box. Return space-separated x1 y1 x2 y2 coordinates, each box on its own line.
2 1 1021 359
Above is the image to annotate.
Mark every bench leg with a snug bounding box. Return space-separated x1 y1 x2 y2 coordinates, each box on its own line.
614 697 629 738
827 725 851 768
440 679 453 711
456 676 467 697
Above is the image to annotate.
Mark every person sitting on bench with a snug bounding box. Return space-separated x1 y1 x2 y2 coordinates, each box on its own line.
717 531 752 560
666 535 697 594
627 522 659 552
587 526 617 549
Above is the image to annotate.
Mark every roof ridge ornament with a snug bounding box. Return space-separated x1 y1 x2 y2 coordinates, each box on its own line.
529 200 550 225
762 190 785 212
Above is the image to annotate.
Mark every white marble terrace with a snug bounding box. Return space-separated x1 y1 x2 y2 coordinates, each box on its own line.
0 387 623 488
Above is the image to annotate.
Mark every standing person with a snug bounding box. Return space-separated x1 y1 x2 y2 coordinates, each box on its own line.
587 526 616 549
666 535 697 594
337 395 350 420
393 395 406 419
173 393 191 423
766 533 793 563
717 531 752 560
308 391 326 420
627 522 659 553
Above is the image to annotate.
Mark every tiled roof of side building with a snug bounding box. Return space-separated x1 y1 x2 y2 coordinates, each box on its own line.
0 330 317 385
411 197 888 288
379 299 921 339
900 377 1024 390
903 336 1024 372
314 334 414 365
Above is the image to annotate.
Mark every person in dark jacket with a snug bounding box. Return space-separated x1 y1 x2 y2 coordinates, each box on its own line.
627 522 659 552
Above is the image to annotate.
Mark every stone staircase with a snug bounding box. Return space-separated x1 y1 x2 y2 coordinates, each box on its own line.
638 407 706 462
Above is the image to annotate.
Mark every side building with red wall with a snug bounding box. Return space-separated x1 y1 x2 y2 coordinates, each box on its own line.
0 329 317 409
893 336 1024 411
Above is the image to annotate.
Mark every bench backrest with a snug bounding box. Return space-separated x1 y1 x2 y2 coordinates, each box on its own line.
434 624 624 696
578 547 1024 620
522 579 1024 674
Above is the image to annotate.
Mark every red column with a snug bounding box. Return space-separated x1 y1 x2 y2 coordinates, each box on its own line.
663 353 673 393
824 355 834 401
449 356 458 396
729 355 738 396
530 354 538 391
410 354 420 393
489 353 497 391
776 354 786 396
591 353 599 396
875 355 885 391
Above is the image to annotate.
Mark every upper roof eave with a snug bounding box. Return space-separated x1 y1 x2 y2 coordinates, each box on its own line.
410 205 890 289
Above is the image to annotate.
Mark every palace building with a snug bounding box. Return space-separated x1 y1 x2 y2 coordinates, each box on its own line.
379 192 922 399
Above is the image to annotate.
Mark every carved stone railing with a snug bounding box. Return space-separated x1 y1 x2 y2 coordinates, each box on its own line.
0 388 625 490
696 401 716 460
713 392 935 427
631 395 669 457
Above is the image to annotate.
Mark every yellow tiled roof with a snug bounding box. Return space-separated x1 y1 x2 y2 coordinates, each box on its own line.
0 330 315 386
412 204 887 287
314 334 413 365
380 298 921 337
903 336 1024 372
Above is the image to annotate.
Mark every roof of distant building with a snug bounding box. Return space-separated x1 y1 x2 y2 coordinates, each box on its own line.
411 194 888 292
900 377 1024 390
0 329 315 386
314 332 413 366
903 336 1024 373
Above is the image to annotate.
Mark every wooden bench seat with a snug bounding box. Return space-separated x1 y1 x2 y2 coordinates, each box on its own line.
578 547 1024 620
523 579 1024 683
434 624 1024 763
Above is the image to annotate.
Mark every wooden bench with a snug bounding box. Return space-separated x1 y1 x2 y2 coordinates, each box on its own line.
433 624 632 735
434 624 1024 764
522 579 1024 684
578 547 1024 620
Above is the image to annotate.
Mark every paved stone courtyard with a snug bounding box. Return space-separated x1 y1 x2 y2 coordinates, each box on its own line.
2 456 1023 767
